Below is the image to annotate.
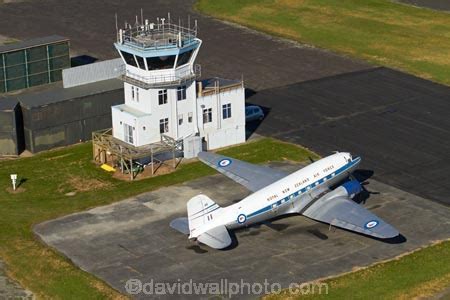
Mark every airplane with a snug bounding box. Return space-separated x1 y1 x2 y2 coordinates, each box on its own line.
170 151 399 249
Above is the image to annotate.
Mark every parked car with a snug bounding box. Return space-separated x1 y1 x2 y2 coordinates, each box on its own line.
245 105 264 122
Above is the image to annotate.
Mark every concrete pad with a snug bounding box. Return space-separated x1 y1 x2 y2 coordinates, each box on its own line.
34 162 450 298
0 260 33 299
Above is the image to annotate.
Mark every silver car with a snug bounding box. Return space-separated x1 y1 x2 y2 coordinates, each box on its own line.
245 105 264 122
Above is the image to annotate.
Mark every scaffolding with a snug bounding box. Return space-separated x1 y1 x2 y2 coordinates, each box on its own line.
92 128 183 180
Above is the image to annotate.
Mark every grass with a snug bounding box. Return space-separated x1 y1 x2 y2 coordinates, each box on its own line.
196 0 450 85
0 138 317 298
265 240 450 299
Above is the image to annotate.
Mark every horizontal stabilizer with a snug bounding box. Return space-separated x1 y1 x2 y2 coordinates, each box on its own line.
170 217 189 235
197 225 232 249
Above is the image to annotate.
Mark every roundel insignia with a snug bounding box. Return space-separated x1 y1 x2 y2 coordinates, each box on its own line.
237 214 247 224
218 159 232 167
365 220 379 229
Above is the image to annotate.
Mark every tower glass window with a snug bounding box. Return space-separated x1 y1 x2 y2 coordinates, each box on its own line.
203 108 212 124
222 103 232 119
176 49 194 67
135 55 146 70
120 51 138 68
159 118 169 133
146 55 176 70
158 89 168 105
177 85 186 101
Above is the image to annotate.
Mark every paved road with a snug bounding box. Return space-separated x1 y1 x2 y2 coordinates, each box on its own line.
399 0 450 11
248 67 450 206
34 162 450 299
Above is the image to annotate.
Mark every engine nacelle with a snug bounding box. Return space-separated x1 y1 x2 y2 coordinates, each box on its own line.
341 180 362 198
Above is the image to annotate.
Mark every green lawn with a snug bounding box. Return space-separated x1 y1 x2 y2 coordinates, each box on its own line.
265 240 450 299
196 0 450 85
0 138 318 298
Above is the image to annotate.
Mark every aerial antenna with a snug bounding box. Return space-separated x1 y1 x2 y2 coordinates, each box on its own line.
188 15 190 29
135 15 139 27
168 12 171 24
140 8 144 25
115 13 118 35
195 19 198 34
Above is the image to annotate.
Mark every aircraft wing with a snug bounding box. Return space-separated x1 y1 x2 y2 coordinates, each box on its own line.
198 152 288 192
303 196 399 239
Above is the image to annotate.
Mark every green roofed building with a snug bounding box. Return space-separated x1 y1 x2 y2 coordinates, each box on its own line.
0 35 70 93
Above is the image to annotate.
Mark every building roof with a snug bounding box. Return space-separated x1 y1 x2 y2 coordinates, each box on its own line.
0 35 69 54
112 104 149 118
19 78 123 109
0 97 19 111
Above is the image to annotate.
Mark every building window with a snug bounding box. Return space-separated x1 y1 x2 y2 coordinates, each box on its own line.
146 55 176 70
203 108 212 124
120 51 138 67
135 55 146 70
131 86 135 100
176 49 194 67
136 87 139 102
124 123 134 144
158 89 168 105
177 85 186 101
222 103 232 119
159 118 169 133
178 114 183 126
188 112 193 123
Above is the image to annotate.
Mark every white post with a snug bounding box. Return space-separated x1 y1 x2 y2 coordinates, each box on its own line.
10 174 17 191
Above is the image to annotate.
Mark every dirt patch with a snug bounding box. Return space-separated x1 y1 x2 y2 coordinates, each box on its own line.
5 187 25 194
69 176 110 192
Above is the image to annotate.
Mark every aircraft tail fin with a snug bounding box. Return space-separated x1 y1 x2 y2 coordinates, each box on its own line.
187 194 222 236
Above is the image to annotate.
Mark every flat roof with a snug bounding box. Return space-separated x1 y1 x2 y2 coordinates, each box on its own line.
0 35 69 54
113 104 149 118
201 77 241 89
0 96 19 111
19 78 123 109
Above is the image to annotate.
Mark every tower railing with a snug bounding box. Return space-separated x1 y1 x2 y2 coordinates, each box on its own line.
118 22 197 50
119 64 201 89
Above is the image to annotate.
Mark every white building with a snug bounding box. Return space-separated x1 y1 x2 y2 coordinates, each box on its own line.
111 17 245 154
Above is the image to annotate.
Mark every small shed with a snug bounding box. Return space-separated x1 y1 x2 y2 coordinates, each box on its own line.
0 97 24 155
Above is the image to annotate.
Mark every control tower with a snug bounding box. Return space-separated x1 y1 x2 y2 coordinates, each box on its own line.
111 15 245 154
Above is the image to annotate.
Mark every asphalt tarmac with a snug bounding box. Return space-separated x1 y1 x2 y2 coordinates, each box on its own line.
399 0 450 11
0 0 369 91
248 67 450 206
